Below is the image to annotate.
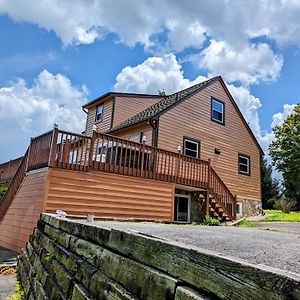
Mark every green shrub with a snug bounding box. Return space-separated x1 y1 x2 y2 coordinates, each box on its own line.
275 198 296 213
203 215 220 226
0 184 8 201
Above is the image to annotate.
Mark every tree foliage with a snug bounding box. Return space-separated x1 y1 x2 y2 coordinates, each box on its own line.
269 104 300 210
261 157 280 209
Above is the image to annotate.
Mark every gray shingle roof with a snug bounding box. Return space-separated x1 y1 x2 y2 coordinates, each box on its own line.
108 76 220 133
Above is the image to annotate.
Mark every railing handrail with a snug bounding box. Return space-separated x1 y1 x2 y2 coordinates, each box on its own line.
95 131 210 166
0 148 29 222
210 167 236 200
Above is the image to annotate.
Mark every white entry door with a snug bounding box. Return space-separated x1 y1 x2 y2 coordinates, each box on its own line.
174 194 191 223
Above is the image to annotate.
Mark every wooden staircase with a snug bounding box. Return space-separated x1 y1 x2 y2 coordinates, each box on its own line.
209 197 231 222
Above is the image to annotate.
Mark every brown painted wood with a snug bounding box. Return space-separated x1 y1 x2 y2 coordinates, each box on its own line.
157 80 261 201
45 168 174 221
0 169 48 253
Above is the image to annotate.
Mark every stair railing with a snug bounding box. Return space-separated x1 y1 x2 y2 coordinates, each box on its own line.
208 166 237 220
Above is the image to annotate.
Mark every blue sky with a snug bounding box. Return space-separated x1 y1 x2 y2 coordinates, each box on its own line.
0 1 299 164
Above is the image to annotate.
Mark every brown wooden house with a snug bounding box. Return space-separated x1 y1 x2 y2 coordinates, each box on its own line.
83 76 262 221
0 76 262 252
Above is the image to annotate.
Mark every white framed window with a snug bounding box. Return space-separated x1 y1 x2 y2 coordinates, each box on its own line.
211 98 224 124
236 203 242 216
238 154 250 175
184 138 200 159
95 104 104 123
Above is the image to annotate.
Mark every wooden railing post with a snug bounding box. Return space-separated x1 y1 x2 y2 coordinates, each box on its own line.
49 127 59 167
206 158 212 216
233 194 238 219
140 137 146 177
26 137 33 171
176 145 182 183
88 130 97 170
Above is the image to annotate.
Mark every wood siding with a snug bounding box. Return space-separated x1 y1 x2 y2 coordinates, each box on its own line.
85 99 113 136
158 80 261 201
113 122 153 145
112 96 161 128
46 168 174 221
0 169 48 253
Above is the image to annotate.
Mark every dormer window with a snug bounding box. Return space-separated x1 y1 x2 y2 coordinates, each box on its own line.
95 104 104 123
211 98 224 124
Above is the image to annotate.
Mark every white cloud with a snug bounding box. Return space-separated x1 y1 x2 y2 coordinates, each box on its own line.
193 40 283 85
227 84 262 137
2 0 300 50
0 70 87 162
271 104 296 128
114 54 206 94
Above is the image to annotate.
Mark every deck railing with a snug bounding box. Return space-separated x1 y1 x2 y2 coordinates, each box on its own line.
1 128 236 221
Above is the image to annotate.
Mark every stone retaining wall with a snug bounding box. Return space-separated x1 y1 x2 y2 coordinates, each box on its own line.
18 214 300 300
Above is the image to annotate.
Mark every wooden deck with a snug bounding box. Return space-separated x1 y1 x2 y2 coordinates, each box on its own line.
0 128 237 222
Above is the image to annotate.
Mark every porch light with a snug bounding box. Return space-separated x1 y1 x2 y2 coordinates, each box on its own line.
177 145 182 152
92 124 97 131
142 135 147 143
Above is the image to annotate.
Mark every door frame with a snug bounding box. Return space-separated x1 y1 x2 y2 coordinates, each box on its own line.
174 193 191 223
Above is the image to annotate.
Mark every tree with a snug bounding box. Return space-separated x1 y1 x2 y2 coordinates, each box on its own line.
269 104 300 210
261 157 280 209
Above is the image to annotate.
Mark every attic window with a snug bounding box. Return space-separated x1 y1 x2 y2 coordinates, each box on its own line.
211 98 224 124
95 104 104 123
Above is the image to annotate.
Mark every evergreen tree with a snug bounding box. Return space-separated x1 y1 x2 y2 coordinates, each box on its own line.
261 157 280 209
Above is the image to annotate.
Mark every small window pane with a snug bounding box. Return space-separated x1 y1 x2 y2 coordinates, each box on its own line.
239 164 248 173
212 110 223 122
185 140 198 151
239 156 248 165
185 149 197 157
212 100 223 113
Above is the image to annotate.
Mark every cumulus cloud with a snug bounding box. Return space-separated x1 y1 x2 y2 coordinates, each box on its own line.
271 104 296 128
114 54 207 94
227 84 262 136
1 0 300 50
0 70 87 162
192 40 283 85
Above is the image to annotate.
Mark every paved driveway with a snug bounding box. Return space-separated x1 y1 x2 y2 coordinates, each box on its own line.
92 221 300 274
0 247 17 299
255 222 300 235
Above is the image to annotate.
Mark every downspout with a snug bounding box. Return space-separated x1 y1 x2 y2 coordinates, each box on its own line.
148 117 159 147
82 107 88 114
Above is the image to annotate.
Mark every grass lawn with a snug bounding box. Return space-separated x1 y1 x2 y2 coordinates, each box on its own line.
262 210 300 222
235 220 257 227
